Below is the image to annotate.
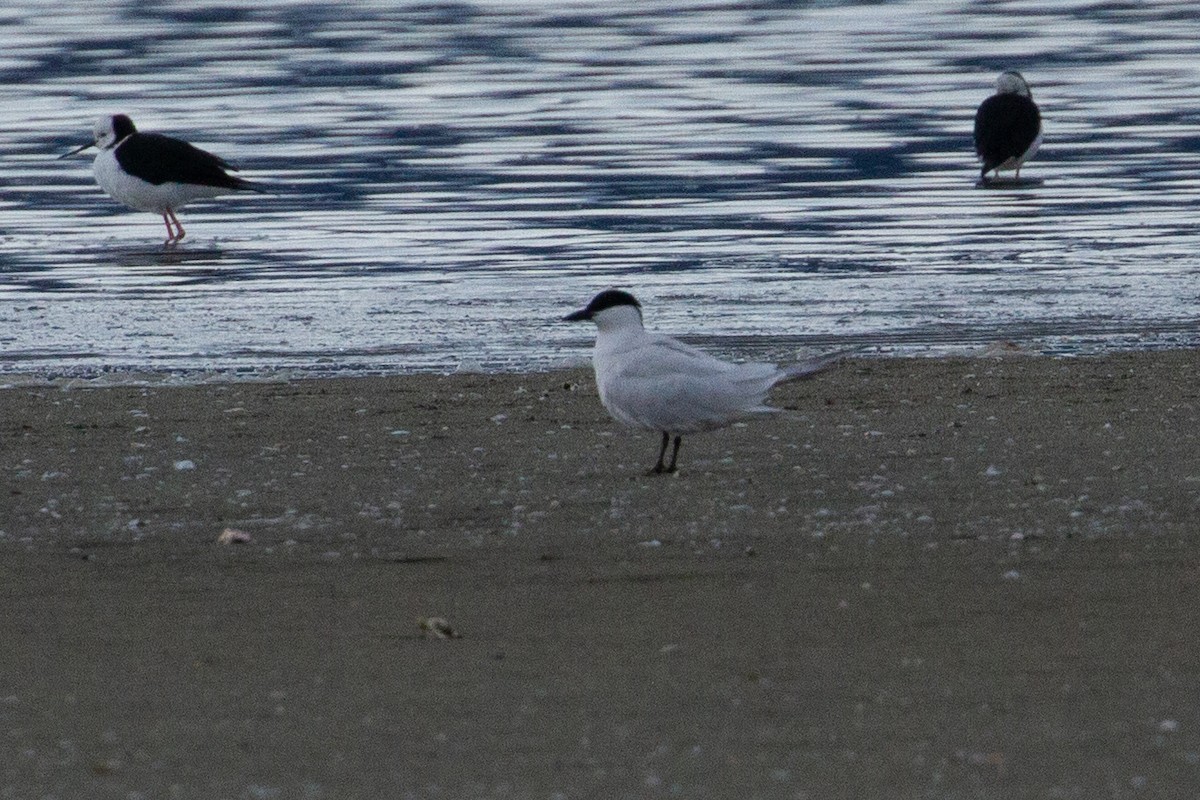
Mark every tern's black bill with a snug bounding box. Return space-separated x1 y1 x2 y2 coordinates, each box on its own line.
57 142 95 159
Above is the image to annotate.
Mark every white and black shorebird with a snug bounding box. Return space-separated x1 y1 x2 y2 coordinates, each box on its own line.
564 289 844 475
59 114 263 244
973 71 1042 183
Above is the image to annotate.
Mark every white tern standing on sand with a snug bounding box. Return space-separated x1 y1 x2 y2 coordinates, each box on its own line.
564 289 845 474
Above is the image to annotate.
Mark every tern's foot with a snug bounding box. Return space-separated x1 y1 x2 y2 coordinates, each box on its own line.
645 464 678 476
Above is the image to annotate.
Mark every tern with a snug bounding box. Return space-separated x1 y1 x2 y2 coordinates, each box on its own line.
59 114 264 244
973 71 1042 183
564 289 844 474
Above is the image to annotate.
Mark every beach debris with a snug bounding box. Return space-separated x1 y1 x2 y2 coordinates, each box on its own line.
980 340 1029 357
418 616 461 639
174 459 196 471
455 357 483 373
217 528 252 545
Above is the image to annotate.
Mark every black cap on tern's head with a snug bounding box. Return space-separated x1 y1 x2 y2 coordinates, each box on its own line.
563 288 642 322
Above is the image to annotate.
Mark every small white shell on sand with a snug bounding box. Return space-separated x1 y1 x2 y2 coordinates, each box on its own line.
217 528 252 545
417 616 461 639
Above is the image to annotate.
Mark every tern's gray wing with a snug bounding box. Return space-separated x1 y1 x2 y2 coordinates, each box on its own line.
631 333 793 382
633 334 744 373
601 336 785 433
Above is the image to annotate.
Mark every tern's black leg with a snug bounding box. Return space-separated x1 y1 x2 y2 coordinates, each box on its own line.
648 431 670 474
666 435 682 473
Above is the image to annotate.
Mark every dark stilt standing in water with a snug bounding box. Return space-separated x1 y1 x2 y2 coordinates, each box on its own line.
974 71 1042 183
59 114 264 245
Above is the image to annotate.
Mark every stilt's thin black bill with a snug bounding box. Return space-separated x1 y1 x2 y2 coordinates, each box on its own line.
58 142 94 159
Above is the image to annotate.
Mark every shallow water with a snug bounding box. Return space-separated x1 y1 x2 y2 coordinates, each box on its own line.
2 0 1200 378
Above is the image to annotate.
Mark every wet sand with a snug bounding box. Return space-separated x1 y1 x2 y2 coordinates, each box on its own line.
2 352 1199 798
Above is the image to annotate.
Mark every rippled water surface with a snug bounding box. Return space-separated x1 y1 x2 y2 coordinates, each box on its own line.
3 0 1200 377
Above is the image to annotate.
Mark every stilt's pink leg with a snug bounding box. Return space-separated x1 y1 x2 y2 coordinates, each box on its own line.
166 210 186 243
161 213 175 245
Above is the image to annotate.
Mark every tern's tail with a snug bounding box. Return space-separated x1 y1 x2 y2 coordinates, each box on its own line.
778 347 859 383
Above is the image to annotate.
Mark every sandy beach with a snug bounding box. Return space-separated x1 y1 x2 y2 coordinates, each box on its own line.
2 352 1199 798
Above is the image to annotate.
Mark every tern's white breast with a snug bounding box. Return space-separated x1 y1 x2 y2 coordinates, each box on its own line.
93 149 227 214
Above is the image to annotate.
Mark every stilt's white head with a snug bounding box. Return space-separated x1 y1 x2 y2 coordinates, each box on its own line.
93 114 137 150
996 71 1032 99
60 114 137 159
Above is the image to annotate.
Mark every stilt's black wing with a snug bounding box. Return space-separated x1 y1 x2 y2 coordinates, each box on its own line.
115 133 254 190
973 94 1041 174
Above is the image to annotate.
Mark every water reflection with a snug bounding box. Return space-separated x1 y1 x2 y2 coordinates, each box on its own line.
1 0 1200 378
